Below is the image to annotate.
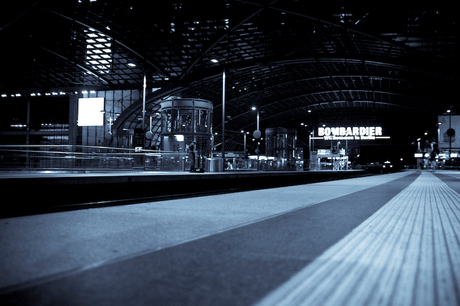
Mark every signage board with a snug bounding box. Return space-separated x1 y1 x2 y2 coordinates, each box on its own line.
314 126 388 140
77 97 105 126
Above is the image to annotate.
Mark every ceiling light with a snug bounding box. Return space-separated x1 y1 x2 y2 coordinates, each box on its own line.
211 59 219 63
127 63 136 67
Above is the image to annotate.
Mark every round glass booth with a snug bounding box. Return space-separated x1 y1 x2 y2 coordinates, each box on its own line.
160 98 213 170
265 127 300 170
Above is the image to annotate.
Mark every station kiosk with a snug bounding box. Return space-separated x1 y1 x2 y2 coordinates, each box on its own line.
310 148 348 171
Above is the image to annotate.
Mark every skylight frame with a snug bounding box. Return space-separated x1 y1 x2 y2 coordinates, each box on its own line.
84 28 113 75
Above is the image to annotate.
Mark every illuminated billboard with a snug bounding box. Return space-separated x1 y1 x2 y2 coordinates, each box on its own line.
313 126 389 140
78 97 105 126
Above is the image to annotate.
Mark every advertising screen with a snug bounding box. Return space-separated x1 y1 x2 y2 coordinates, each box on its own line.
78 97 105 126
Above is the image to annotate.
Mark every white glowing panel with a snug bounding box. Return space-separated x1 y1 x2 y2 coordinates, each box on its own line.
78 97 105 126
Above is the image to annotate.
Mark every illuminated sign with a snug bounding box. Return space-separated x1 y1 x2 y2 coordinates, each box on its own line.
78 97 105 126
314 126 389 140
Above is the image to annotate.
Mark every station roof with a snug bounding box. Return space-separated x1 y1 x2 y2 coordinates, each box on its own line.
1 1 459 149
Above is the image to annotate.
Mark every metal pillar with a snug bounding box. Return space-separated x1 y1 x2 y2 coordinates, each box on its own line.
142 72 147 148
222 67 226 171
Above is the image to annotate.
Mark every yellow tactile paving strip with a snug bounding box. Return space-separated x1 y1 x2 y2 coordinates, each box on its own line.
257 172 460 306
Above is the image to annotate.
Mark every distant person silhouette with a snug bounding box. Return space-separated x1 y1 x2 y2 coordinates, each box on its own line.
189 141 196 172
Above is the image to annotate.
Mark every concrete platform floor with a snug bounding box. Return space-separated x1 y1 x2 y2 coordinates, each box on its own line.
1 170 459 305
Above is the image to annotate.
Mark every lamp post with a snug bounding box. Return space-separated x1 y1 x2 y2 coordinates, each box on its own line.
211 58 234 171
252 106 261 139
142 72 147 148
252 107 262 168
211 58 226 171
241 130 249 157
222 67 226 171
448 109 452 165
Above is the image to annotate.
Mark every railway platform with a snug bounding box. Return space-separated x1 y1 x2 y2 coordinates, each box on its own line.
0 170 459 305
0 169 369 217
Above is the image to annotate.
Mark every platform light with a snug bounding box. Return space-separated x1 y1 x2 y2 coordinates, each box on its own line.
1 94 7 98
